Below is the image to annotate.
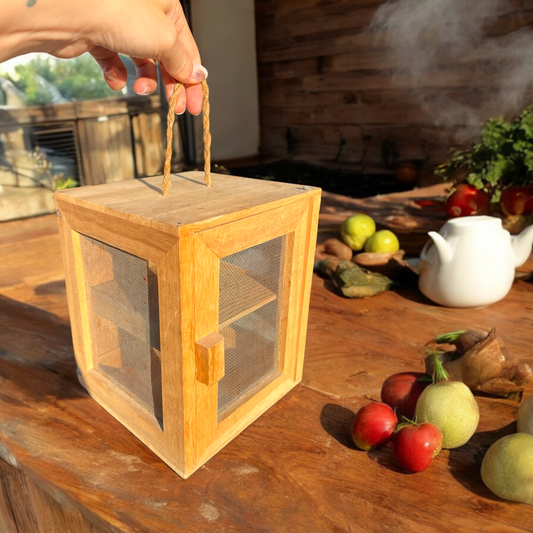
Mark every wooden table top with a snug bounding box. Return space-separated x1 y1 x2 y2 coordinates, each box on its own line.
1 187 533 533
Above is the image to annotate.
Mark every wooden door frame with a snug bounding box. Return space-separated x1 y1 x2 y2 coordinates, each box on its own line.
187 197 312 465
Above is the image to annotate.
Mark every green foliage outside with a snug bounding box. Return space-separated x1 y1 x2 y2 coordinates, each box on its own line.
1 54 119 105
54 176 78 190
435 106 533 202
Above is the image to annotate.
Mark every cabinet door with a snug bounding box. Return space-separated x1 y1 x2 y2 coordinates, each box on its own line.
192 198 312 463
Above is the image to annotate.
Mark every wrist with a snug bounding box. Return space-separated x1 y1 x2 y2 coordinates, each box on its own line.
0 2 31 62
0 0 99 62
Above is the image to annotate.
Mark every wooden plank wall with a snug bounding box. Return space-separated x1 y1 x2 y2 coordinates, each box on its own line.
255 0 533 181
78 115 136 186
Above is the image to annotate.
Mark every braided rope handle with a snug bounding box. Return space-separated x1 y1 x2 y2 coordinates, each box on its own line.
161 80 211 197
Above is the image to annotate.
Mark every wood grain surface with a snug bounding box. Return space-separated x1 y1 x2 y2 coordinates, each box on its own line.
1 189 532 532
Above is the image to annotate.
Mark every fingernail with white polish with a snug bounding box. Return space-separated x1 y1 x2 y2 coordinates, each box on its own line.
104 67 119 82
176 109 185 116
191 63 208 83
140 86 153 95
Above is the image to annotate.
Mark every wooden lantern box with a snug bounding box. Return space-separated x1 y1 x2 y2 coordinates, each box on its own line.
55 171 320 478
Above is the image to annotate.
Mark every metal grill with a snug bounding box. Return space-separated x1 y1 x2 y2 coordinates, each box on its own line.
30 123 81 182
79 236 162 423
218 236 286 415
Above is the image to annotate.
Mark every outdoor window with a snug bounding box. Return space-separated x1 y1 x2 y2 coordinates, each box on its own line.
0 54 171 222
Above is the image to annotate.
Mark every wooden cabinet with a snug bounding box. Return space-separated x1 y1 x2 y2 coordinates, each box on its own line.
55 171 320 477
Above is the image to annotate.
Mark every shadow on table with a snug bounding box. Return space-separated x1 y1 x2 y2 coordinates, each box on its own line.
319 403 359 450
34 279 67 295
391 283 435 305
367 445 405 473
447 421 516 504
0 293 82 401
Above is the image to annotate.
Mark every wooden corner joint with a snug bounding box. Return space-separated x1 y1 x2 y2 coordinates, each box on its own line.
195 332 225 386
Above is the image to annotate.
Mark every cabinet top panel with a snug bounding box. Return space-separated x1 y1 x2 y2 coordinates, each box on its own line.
57 171 320 229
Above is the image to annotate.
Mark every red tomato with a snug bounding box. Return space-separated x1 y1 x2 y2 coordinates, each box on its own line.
393 422 443 473
500 185 533 216
351 402 398 451
445 184 490 217
381 372 431 420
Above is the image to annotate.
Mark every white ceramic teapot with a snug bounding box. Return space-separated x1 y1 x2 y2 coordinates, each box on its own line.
418 215 533 308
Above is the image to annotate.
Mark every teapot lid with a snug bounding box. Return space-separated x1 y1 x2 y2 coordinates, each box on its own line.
445 215 502 232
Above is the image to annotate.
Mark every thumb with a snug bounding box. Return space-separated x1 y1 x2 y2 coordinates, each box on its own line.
158 22 208 84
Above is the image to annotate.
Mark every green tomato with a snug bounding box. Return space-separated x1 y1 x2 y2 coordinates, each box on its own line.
364 230 400 254
340 213 376 251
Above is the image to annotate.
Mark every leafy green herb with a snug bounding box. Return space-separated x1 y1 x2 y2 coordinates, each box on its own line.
435 106 533 200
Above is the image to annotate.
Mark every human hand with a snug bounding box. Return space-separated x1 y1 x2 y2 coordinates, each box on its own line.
87 0 207 115
0 0 207 115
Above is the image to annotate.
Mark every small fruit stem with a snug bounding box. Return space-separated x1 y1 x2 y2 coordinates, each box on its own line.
427 349 450 384
395 416 417 432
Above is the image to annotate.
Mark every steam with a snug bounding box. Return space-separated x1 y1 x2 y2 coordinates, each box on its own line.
370 0 533 140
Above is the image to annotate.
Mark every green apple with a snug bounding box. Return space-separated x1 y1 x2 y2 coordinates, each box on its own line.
340 213 376 251
364 230 400 254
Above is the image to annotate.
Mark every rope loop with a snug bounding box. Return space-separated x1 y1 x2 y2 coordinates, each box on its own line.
162 80 211 197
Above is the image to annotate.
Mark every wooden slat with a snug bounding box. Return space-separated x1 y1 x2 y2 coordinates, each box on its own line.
193 235 220 464
131 112 164 177
194 198 309 258
0 461 19 533
257 6 377 46
0 104 77 125
0 460 105 533
74 95 161 120
174 230 198 474
70 231 95 374
294 195 321 382
77 115 135 186
0 95 161 126
59 172 319 232
157 241 187 473
55 194 179 263
281 216 307 382
276 232 295 374
56 211 93 376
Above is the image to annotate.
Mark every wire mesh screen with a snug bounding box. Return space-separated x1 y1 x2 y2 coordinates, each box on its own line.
79 236 162 424
218 236 287 415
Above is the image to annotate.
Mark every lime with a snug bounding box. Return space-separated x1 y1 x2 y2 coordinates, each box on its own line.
340 214 376 251
364 230 400 254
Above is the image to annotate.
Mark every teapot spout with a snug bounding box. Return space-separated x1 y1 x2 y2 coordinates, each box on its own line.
428 231 453 264
512 224 533 267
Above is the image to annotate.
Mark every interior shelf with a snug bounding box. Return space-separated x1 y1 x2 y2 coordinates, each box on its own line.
90 263 276 334
219 262 277 329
